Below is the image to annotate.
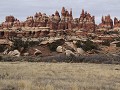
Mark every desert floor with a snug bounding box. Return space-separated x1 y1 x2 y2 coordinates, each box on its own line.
0 62 120 90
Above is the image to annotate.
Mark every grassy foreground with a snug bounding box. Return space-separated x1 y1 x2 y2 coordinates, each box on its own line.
0 62 120 90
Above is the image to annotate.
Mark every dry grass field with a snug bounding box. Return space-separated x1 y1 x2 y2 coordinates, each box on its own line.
0 62 120 90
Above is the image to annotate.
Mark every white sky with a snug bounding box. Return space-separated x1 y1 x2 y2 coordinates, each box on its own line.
0 0 120 24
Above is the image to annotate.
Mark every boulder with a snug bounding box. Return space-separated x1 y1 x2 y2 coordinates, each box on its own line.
23 53 29 56
76 48 84 55
8 50 20 57
40 41 49 45
65 50 75 57
65 42 77 51
48 38 55 43
56 46 63 53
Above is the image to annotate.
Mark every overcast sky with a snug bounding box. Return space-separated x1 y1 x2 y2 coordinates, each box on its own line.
0 0 119 24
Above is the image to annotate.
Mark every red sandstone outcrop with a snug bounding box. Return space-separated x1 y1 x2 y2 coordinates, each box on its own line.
47 11 60 30
1 7 118 33
1 16 21 29
5 16 15 22
58 7 74 30
99 15 113 30
78 9 95 32
114 17 120 28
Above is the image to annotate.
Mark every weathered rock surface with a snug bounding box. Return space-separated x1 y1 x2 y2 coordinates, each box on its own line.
8 50 20 57
56 46 64 53
65 50 75 57
1 7 120 39
78 9 95 32
34 49 42 56
76 48 85 55
65 42 77 51
114 17 120 28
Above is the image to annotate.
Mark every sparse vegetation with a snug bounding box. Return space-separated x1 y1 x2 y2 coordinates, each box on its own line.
102 40 110 46
0 62 119 90
76 39 98 51
0 53 120 64
116 42 120 47
48 42 59 51
48 39 64 51
11 38 39 52
0 45 7 52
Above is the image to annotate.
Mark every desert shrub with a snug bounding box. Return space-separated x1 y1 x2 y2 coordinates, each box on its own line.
0 56 2 61
76 40 83 48
76 39 98 51
0 45 7 52
28 41 39 47
48 43 58 51
48 39 65 51
102 40 110 46
48 42 62 51
11 38 39 52
82 39 98 51
116 37 120 41
11 38 29 51
1 85 17 90
116 42 120 47
2 56 16 62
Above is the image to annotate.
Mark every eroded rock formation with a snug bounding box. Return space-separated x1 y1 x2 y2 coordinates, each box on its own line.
2 7 120 32
99 15 113 30
1 15 21 29
0 7 97 32
78 9 95 32
114 17 120 28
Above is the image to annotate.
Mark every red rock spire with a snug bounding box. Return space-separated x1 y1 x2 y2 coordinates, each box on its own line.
102 16 105 24
70 8 73 19
61 7 66 17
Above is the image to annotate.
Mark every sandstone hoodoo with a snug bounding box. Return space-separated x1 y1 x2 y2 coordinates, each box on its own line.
114 17 120 29
0 7 119 31
78 9 95 32
0 8 112 31
0 7 120 40
98 15 113 30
